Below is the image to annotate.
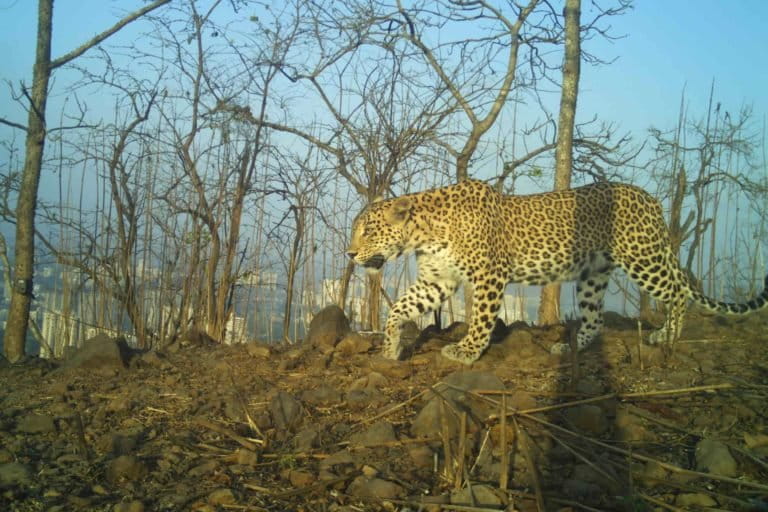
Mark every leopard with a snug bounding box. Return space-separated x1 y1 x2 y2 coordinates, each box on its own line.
346 179 768 364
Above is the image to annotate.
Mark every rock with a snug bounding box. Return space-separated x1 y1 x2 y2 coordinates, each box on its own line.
412 370 505 439
368 356 412 379
614 408 654 443
562 405 608 435
208 488 237 505
349 421 396 447
443 322 468 341
675 493 718 508
235 449 259 466
16 412 56 434
562 479 602 500
287 469 315 487
575 377 604 396
177 327 217 347
269 391 304 432
306 305 350 352
319 450 356 475
407 444 434 469
138 350 171 369
451 484 502 507
301 384 342 406
106 428 144 455
114 500 145 512
695 439 738 477
335 332 373 356
346 389 376 410
245 343 272 358
0 462 33 488
106 455 147 484
63 333 130 373
350 371 389 391
346 476 405 499
188 460 219 478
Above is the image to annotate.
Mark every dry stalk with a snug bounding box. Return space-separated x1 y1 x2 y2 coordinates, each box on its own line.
386 497 512 511
193 418 264 450
439 396 455 482
358 384 438 425
513 417 544 512
455 411 467 490
636 319 644 370
499 393 509 490
519 411 768 493
541 427 619 485
638 492 687 511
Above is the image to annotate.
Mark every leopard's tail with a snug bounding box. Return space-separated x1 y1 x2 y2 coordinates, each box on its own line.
689 273 768 315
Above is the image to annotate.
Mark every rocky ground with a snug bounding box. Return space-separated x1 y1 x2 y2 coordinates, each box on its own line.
1 305 768 512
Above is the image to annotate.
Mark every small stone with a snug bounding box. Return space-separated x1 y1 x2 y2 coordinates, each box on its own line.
675 493 718 508
293 428 319 452
288 470 315 487
346 389 375 410
16 413 56 434
335 332 373 355
350 371 389 391
208 488 236 505
106 455 147 484
349 421 396 447
368 357 412 379
347 476 405 499
407 444 434 469
301 384 342 406
269 391 304 432
0 462 33 487
575 378 604 396
562 405 607 435
188 460 219 478
235 449 259 466
451 484 502 506
695 439 738 477
562 479 602 500
114 500 145 512
245 343 272 358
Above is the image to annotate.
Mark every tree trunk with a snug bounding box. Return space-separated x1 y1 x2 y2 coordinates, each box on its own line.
537 0 580 326
4 0 53 362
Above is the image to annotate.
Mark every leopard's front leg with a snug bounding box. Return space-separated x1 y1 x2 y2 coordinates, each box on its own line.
382 276 459 359
441 276 505 364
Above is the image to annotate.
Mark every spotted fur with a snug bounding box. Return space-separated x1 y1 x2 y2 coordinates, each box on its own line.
347 179 768 364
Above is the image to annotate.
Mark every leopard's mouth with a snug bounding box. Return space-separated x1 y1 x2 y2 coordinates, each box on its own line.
363 254 385 269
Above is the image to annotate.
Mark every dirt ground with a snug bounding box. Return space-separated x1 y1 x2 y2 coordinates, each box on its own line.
1 309 768 512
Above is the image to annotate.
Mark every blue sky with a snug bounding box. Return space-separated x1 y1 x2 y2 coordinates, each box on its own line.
1 1 767 158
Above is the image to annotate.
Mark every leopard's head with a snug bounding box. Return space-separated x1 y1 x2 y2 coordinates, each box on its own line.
347 196 412 272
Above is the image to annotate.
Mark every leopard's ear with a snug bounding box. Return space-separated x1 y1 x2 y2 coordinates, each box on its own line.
386 197 411 224
372 195 385 203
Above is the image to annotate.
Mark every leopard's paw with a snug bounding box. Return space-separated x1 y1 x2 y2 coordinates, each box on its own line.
441 343 479 365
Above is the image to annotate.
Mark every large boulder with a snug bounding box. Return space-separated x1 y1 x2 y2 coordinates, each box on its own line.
306 305 350 352
63 333 130 373
412 370 505 438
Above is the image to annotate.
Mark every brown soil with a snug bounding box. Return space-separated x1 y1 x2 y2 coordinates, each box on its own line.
2 310 768 512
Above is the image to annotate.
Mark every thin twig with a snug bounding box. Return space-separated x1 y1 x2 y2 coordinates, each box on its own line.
514 417 544 512
193 418 264 451
499 393 509 490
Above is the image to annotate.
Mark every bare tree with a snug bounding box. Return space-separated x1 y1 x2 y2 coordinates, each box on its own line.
538 0 582 326
0 0 169 362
